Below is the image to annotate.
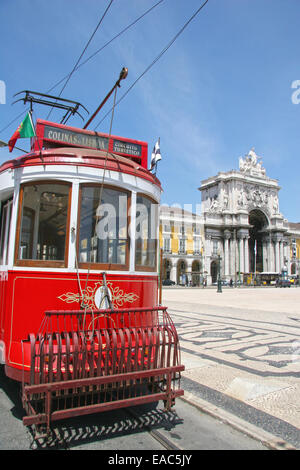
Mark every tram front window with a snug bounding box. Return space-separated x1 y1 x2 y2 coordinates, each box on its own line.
78 185 129 269
16 182 70 265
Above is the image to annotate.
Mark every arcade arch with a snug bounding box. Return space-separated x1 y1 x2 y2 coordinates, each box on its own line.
177 259 187 285
163 258 172 280
248 209 268 273
210 260 218 284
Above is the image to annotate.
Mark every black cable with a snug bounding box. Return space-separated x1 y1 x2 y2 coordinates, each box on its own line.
46 0 165 95
94 0 209 130
0 109 29 135
46 0 115 120
0 0 164 135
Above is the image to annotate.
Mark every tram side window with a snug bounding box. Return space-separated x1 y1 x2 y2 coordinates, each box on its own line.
16 182 70 265
0 199 13 265
135 195 158 270
78 185 129 268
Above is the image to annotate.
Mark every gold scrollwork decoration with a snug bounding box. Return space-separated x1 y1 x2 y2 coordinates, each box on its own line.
58 281 139 310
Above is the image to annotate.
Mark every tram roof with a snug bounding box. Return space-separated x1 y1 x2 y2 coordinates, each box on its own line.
0 146 161 188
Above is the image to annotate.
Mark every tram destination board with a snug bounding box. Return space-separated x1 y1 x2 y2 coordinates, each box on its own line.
44 124 109 151
113 139 142 157
33 120 145 163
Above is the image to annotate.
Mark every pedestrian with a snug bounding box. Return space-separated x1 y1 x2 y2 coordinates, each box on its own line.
229 278 233 288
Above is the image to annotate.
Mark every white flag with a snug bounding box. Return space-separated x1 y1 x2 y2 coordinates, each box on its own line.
149 138 162 171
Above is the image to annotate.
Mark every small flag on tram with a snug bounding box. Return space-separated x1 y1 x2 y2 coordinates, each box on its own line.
8 112 35 152
149 138 162 171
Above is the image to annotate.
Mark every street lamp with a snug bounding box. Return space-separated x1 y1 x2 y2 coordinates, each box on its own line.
217 252 222 293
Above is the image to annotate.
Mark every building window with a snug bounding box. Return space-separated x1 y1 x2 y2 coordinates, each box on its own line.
135 194 158 270
193 224 201 235
163 237 171 252
213 239 218 256
179 238 186 253
0 198 13 265
78 185 129 269
194 238 201 254
16 182 71 267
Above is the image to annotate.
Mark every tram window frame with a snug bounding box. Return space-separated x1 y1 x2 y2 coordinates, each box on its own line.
0 198 13 265
14 181 72 268
77 183 131 271
135 193 158 272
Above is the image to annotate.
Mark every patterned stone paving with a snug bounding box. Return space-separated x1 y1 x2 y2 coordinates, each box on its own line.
163 287 300 429
173 311 300 375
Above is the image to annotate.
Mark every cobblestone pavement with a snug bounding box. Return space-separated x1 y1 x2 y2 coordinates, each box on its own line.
162 286 300 449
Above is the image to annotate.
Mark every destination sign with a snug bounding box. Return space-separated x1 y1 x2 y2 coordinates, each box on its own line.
43 125 142 157
44 125 109 150
113 139 142 157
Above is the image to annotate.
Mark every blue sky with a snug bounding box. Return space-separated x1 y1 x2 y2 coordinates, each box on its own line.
1 0 300 222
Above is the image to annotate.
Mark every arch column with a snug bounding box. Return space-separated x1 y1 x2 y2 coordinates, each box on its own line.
275 241 280 272
230 233 237 278
224 230 231 277
273 234 282 273
238 235 244 274
267 236 273 272
244 236 249 273
280 240 284 271
262 236 268 272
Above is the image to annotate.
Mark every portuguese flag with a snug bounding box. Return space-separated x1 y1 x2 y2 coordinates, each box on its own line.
8 112 35 152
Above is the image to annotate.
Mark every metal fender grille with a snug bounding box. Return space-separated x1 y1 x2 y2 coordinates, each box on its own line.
22 307 184 431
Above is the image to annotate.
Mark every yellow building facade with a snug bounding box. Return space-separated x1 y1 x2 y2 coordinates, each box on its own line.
159 205 205 286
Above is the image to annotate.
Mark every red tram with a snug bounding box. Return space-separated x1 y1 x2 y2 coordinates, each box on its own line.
0 96 184 431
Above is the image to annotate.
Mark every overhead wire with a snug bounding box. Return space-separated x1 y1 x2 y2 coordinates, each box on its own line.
93 0 210 130
0 0 165 136
46 0 115 120
47 0 165 95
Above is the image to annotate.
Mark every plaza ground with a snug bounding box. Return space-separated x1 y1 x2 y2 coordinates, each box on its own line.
162 285 300 314
162 286 300 448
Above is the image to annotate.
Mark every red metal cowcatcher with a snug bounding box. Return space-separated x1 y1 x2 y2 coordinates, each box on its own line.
21 306 184 432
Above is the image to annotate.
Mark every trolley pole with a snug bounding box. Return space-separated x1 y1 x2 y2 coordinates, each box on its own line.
83 67 128 129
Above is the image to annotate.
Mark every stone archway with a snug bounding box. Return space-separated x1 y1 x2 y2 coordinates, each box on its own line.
248 209 268 273
163 258 172 280
192 260 201 286
177 259 187 285
210 260 218 284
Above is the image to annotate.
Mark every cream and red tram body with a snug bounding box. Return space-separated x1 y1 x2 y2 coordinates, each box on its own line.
0 119 183 428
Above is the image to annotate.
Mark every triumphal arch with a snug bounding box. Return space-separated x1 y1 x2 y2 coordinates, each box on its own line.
199 149 290 284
